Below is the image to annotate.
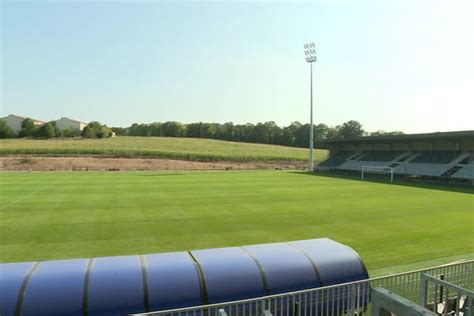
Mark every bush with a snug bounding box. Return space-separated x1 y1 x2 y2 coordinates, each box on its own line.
81 122 112 138
61 128 81 138
81 126 95 138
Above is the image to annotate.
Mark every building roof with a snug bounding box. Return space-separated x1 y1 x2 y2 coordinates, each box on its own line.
322 130 474 145
56 117 87 124
4 114 45 124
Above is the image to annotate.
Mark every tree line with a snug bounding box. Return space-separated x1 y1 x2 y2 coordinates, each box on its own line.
110 120 402 148
0 118 112 139
0 117 403 148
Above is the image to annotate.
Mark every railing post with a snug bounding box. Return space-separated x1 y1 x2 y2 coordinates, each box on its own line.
218 309 228 316
260 300 272 316
420 273 428 308
372 287 437 316
349 283 356 315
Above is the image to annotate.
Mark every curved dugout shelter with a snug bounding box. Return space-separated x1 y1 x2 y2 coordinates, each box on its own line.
0 238 368 316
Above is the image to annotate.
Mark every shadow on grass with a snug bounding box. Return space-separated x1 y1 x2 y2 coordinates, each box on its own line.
291 171 474 194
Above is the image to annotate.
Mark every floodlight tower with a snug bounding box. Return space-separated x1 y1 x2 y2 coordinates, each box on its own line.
304 42 317 171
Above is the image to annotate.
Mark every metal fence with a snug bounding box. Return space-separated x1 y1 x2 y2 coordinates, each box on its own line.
420 272 474 316
132 260 473 316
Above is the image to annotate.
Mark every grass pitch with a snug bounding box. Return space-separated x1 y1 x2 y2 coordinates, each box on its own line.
0 171 472 275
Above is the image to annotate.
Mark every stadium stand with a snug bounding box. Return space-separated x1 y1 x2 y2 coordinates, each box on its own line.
359 151 401 162
452 165 474 179
317 151 352 167
411 151 462 164
317 131 474 184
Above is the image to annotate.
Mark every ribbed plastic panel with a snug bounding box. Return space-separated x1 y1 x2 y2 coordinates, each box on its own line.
21 259 88 316
87 255 145 316
0 262 36 316
191 247 266 303
0 238 368 316
289 238 368 286
242 242 321 294
145 252 202 311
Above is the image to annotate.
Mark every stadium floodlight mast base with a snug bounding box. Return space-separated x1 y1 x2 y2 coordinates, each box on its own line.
304 42 317 171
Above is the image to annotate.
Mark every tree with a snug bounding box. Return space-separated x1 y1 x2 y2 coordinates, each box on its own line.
314 123 329 142
19 118 36 137
61 128 81 138
0 119 16 138
104 119 396 145
292 123 328 148
233 123 254 142
128 123 149 136
338 120 365 139
96 128 111 139
264 121 282 144
215 122 234 140
81 121 112 138
249 122 272 143
186 122 203 138
293 124 310 147
201 123 217 138
161 121 183 137
34 122 56 138
370 130 404 136
275 122 301 146
326 126 341 140
149 123 162 136
81 126 95 138
111 127 127 136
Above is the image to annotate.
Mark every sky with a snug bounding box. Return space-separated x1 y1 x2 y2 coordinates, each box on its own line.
1 0 473 134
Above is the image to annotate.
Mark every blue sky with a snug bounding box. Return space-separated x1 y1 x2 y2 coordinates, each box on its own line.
1 0 473 133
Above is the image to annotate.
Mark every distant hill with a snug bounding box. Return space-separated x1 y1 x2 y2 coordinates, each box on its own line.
0 136 327 163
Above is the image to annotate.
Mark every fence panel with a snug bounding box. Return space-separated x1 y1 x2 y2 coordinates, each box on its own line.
132 260 473 316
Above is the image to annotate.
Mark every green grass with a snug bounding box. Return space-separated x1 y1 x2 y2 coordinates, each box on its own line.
0 171 473 275
0 137 326 162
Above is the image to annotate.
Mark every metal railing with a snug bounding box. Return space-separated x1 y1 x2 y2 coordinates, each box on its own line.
371 287 437 316
420 273 474 316
132 260 473 316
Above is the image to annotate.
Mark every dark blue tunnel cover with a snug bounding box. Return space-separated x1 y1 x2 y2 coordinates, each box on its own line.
22 258 89 316
191 247 266 303
87 255 145 316
242 243 320 294
0 262 35 316
145 252 202 311
0 238 368 316
289 238 368 286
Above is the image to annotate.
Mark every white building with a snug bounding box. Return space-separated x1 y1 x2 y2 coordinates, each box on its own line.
54 117 87 131
0 114 45 133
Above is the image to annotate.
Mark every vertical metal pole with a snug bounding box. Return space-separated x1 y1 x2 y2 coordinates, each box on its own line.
309 62 314 171
420 274 428 308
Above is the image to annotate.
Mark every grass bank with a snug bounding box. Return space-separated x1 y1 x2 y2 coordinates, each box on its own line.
0 137 326 162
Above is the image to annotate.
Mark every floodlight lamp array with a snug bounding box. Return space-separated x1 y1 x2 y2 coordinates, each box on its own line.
304 42 317 63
